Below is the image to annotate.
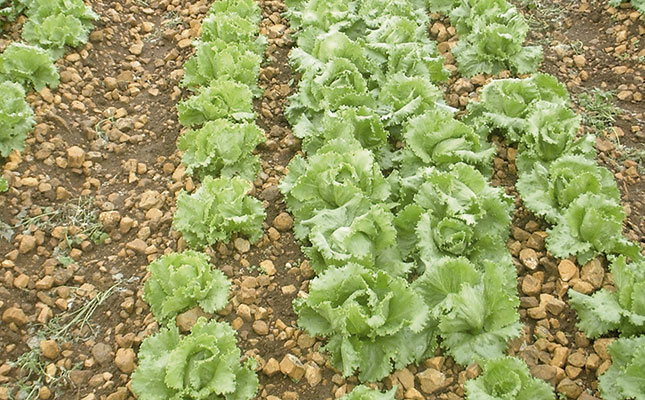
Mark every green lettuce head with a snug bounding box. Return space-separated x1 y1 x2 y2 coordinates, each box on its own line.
132 318 258 400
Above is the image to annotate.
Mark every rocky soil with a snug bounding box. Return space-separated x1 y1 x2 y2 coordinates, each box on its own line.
0 0 642 399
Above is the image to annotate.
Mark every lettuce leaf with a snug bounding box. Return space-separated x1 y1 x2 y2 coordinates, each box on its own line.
414 258 521 365
143 250 231 322
200 11 266 54
182 40 263 95
22 13 90 58
279 139 390 227
0 81 35 157
517 155 621 223
131 318 258 400
178 119 265 180
394 163 513 268
465 356 555 400
207 0 262 24
299 196 409 276
177 79 255 127
295 263 435 382
547 193 627 265
340 385 397 400
386 42 449 82
285 0 359 33
0 43 59 91
173 176 265 248
24 0 97 25
598 335 645 400
396 109 495 175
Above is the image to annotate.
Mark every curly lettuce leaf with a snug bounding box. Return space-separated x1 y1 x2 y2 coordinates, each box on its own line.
177 79 255 127
364 16 431 64
296 263 435 382
178 119 265 180
285 0 359 33
299 196 409 276
517 155 620 223
414 258 521 365
340 385 396 400
279 139 390 227
143 250 231 322
173 176 265 248
598 336 645 400
386 42 449 82
0 81 35 158
547 193 626 265
22 13 90 58
132 318 258 400
24 0 97 25
0 43 59 91
397 109 495 175
207 0 262 23
182 40 263 95
465 356 555 400
201 12 266 54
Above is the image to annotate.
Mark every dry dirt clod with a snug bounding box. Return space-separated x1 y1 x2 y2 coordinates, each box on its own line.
114 348 136 374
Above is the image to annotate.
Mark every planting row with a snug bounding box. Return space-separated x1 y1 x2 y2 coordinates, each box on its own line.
130 1 266 399
280 0 556 398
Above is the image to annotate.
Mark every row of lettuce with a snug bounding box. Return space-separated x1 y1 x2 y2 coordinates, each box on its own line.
466 74 645 399
128 1 392 398
279 0 557 398
129 1 266 399
0 0 97 161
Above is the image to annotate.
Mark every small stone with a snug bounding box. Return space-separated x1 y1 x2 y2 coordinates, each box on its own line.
557 378 582 399
263 358 280 377
521 275 541 296
13 274 29 289
558 260 578 281
404 388 424 400
252 320 269 336
234 238 250 253
35 276 54 290
259 260 276 275
568 351 586 368
273 212 293 232
39 386 52 399
129 43 143 55
417 368 449 394
551 346 570 368
519 248 539 270
531 365 556 383
573 54 586 67
545 298 566 315
617 90 633 101
139 190 162 210
2 307 28 326
126 238 147 254
176 307 207 333
40 340 59 359
304 362 322 387
67 146 85 168
581 258 604 289
92 343 113 366
594 338 614 360
19 235 37 254
114 348 136 373
106 387 128 400
280 354 305 381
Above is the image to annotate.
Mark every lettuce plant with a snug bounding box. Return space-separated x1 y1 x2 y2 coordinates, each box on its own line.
285 0 359 33
200 12 266 54
0 43 59 91
24 0 97 26
358 0 428 28
340 385 396 400
517 155 620 223
0 81 35 158
396 109 495 175
466 74 569 142
378 74 451 127
207 0 262 24
132 318 258 400
295 263 435 382
292 106 388 156
569 256 645 338
177 79 254 127
385 42 448 82
178 119 265 180
598 335 645 400
363 16 430 63
173 176 265 248
465 356 554 400
546 193 627 264
143 251 231 322
279 138 390 227
413 258 522 365
182 40 263 95
22 13 90 57
394 163 513 269
298 196 409 276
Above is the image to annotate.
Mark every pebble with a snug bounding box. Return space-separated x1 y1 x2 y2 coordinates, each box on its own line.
92 343 113 366
176 307 207 332
521 275 541 296
234 238 250 253
114 348 136 373
67 146 86 168
557 378 582 399
263 358 280 377
2 307 28 326
273 212 293 232
580 259 604 289
558 260 578 281
417 368 449 394
19 235 37 254
519 248 539 270
280 354 305 381
40 340 59 359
